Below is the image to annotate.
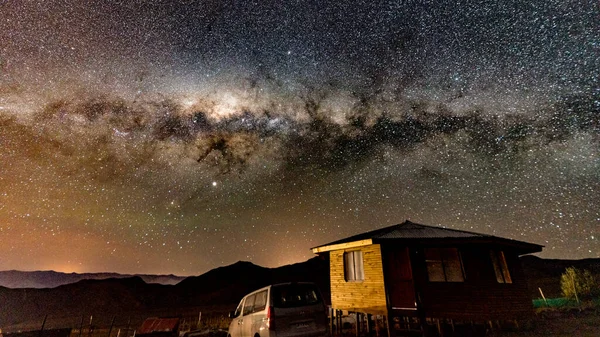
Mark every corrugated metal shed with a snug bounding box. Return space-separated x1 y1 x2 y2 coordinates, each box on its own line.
312 220 542 254
137 318 180 335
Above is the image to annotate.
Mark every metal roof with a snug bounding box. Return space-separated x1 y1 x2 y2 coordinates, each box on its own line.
138 318 180 335
312 220 543 253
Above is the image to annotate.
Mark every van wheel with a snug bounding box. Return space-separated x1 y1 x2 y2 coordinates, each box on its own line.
254 334 260 337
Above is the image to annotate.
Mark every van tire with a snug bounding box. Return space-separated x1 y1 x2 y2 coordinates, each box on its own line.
254 334 260 337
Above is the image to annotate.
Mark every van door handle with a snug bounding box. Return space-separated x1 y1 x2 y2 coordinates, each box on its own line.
238 320 243 325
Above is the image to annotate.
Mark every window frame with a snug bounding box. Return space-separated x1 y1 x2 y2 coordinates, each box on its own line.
343 250 365 282
425 247 465 283
490 250 512 284
242 293 256 316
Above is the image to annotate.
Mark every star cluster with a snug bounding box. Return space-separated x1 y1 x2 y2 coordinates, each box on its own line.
0 0 598 274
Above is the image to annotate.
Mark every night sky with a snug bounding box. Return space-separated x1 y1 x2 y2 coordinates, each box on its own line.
0 0 598 275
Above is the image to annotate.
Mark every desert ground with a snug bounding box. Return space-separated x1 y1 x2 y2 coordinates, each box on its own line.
5 305 599 337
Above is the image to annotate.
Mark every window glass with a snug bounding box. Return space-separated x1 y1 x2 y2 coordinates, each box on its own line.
499 251 512 283
425 248 445 282
243 294 256 315
233 299 244 317
344 250 365 281
442 248 465 282
344 252 355 280
490 250 512 283
355 251 365 280
425 248 465 282
272 283 321 308
253 290 267 312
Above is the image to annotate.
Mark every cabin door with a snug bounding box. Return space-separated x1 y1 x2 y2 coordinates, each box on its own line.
385 247 417 310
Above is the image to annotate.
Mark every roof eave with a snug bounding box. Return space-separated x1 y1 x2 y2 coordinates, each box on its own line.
311 239 373 254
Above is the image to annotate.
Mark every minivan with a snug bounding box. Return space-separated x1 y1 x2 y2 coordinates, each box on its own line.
227 282 328 337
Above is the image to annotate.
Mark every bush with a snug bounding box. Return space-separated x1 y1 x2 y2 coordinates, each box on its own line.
560 267 598 300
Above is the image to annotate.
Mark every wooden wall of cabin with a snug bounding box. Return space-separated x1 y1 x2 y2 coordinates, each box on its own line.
410 246 534 321
329 244 388 315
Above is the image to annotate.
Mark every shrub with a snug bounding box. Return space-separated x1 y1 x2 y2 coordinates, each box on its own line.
560 267 597 300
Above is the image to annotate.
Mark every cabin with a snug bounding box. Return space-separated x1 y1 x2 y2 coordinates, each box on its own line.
311 220 543 337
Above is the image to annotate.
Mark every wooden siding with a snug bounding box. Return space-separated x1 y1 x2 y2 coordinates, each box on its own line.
330 244 387 314
410 246 534 320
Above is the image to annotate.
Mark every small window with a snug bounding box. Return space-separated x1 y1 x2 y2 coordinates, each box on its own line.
425 248 465 282
344 250 365 281
253 290 268 312
242 294 256 315
490 250 512 284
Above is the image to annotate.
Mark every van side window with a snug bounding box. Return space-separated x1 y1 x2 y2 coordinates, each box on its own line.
233 299 244 317
242 294 256 315
253 290 268 312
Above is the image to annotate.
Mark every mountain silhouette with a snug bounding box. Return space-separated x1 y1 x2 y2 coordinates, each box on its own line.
1 255 598 331
0 257 329 329
0 270 185 289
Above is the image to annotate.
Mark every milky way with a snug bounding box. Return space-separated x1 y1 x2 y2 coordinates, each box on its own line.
0 0 598 274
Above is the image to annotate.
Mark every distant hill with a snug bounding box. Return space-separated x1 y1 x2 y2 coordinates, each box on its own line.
0 270 186 289
0 257 329 330
520 255 600 299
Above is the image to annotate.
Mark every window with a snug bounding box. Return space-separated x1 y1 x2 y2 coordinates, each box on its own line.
242 294 256 315
272 283 321 308
425 248 465 282
490 250 512 283
233 299 244 317
344 250 365 281
253 290 268 312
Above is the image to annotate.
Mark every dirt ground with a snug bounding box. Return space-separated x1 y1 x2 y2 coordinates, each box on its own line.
491 308 600 337
4 307 599 337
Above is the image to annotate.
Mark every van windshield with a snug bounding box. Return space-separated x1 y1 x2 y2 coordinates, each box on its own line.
271 284 321 308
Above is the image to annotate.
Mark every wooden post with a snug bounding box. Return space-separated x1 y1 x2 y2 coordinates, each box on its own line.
39 314 48 337
337 310 342 335
107 316 116 337
89 316 94 337
366 314 372 336
538 288 548 306
78 315 84 337
385 311 394 337
435 319 443 337
329 307 335 336
570 272 580 304
125 317 131 337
